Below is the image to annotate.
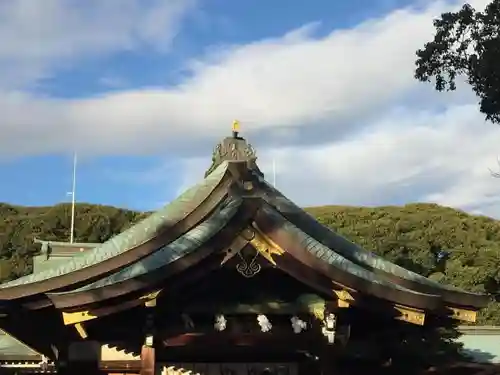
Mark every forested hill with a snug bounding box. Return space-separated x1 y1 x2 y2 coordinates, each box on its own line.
0 201 499 324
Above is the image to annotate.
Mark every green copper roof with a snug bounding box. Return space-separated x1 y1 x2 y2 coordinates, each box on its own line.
52 196 242 293
32 255 75 274
259 180 477 295
260 205 434 297
0 330 40 358
0 162 229 289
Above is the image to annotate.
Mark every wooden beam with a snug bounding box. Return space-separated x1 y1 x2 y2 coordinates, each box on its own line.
74 323 88 339
162 332 319 348
162 300 325 314
140 345 155 375
153 347 311 363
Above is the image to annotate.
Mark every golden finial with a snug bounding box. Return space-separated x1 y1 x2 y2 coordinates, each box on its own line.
232 120 240 138
232 119 240 132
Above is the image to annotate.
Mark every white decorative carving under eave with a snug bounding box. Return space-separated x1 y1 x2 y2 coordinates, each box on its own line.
39 355 49 371
322 313 337 344
162 366 201 375
101 344 140 361
214 314 227 331
290 316 307 333
257 314 272 332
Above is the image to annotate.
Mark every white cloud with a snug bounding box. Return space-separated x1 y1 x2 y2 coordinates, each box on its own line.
2 0 500 216
174 103 500 217
0 0 195 87
0 0 480 155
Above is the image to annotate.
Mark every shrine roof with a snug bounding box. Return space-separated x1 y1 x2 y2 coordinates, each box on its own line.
258 179 489 308
0 128 489 313
49 196 242 294
259 180 449 287
260 204 433 297
45 176 488 310
0 161 229 289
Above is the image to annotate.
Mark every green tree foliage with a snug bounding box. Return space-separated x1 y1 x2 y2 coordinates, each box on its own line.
0 202 143 280
307 203 500 324
414 1 500 123
0 201 498 325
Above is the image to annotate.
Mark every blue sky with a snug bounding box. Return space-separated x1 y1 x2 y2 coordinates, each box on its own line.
33 0 417 99
1 0 500 216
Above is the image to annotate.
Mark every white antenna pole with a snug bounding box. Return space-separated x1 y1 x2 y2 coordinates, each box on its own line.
69 152 77 244
272 158 276 187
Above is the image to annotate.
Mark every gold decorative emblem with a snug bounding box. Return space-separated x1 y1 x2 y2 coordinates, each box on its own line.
221 224 285 278
249 224 285 266
235 247 261 278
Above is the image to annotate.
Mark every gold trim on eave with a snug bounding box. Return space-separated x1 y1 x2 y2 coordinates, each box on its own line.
333 289 355 301
140 289 162 307
249 223 285 265
448 307 476 323
333 289 355 308
337 300 350 308
394 304 425 325
331 284 425 326
74 323 88 339
62 310 97 325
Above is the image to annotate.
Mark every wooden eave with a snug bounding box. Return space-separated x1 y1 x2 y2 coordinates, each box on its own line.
0 160 488 335
253 206 443 311
47 198 262 310
0 170 234 301
51 241 249 324
257 181 490 310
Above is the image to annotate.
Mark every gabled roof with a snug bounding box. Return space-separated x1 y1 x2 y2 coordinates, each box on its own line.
47 196 243 306
258 179 487 308
0 161 232 299
0 130 490 328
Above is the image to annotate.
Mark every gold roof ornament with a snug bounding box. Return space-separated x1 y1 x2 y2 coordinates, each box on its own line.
232 120 240 138
232 119 240 132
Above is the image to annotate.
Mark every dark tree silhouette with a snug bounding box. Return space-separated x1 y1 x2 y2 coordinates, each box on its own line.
415 1 500 123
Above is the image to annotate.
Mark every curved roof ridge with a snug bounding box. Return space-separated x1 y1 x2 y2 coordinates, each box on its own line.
261 205 436 298
258 179 487 304
51 196 242 294
0 162 230 289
